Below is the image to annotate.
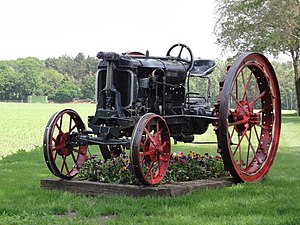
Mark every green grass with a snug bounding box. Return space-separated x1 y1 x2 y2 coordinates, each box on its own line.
0 103 300 224
0 102 95 157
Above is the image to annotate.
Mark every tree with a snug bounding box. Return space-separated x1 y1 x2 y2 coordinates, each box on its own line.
44 55 77 79
81 73 96 101
0 63 18 100
73 53 86 79
55 78 82 103
214 0 300 114
2 57 44 100
45 53 98 81
273 62 296 109
39 69 65 99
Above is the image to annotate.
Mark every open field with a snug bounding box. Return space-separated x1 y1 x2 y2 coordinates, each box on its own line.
0 102 96 158
0 102 219 158
0 103 299 224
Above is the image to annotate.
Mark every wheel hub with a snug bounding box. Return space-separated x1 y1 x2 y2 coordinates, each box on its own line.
233 100 260 135
55 133 72 156
148 135 162 162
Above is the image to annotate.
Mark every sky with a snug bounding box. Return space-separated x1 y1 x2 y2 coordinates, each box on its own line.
0 0 222 60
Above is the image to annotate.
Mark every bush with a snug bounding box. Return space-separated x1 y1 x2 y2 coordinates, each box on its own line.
78 151 229 185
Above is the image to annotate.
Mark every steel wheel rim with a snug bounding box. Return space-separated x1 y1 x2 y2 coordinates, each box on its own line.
219 53 281 182
131 113 171 185
43 109 87 179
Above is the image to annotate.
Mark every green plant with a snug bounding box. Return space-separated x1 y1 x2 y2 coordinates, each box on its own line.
78 151 229 184
164 151 229 183
79 153 135 184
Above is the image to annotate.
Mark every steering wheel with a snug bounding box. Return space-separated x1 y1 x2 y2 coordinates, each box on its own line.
166 43 194 72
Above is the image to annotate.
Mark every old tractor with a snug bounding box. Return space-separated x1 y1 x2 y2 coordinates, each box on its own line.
43 43 281 185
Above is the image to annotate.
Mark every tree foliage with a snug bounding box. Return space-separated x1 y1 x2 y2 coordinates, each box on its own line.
0 52 297 108
0 63 18 100
0 53 98 102
54 77 82 103
214 0 300 114
39 69 65 99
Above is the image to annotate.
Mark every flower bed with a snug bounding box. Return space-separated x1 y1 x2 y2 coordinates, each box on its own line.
78 151 229 185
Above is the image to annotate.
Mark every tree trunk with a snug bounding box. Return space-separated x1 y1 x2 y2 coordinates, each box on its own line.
292 92 294 110
291 49 300 115
286 90 289 110
296 78 300 115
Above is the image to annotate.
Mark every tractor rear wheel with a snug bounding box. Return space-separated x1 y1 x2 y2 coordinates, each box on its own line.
217 52 281 183
131 113 171 185
43 109 87 179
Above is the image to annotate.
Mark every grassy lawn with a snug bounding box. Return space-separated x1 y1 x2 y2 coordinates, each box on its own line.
0 103 299 224
0 102 96 158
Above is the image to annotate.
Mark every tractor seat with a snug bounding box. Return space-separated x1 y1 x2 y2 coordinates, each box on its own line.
190 59 216 77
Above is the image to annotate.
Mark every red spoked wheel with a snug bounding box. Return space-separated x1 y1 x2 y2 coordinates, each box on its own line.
131 113 171 185
43 109 88 179
217 52 281 183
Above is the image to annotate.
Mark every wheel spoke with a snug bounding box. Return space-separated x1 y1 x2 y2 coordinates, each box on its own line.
256 108 265 114
229 93 248 114
71 151 77 164
60 115 63 128
52 143 65 152
60 155 66 173
55 123 63 135
253 125 261 144
144 128 156 145
230 128 235 140
238 135 243 166
228 118 248 127
246 129 252 166
54 151 58 161
64 157 70 174
245 132 257 155
147 121 151 133
159 154 169 162
255 123 271 131
250 90 266 107
242 70 253 103
145 161 155 181
232 126 248 156
69 124 77 133
139 151 151 157
57 115 64 134
72 148 79 153
156 120 160 133
253 80 258 102
69 116 72 133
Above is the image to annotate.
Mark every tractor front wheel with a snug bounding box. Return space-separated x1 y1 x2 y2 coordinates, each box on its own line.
43 109 87 179
131 113 171 185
